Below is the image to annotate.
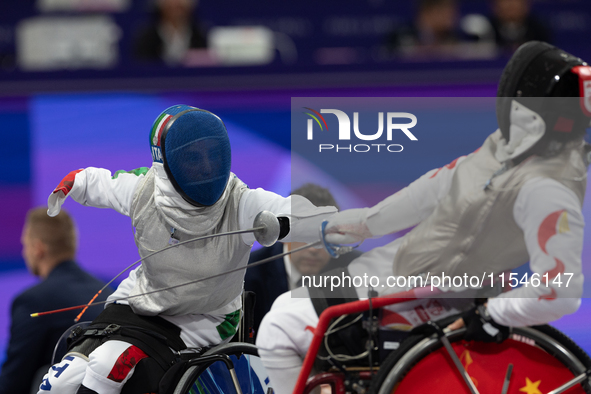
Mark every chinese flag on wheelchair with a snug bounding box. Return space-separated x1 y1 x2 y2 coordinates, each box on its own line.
296 291 591 394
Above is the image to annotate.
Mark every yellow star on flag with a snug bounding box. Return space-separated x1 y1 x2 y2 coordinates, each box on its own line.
558 211 570 234
460 350 473 369
459 350 478 386
519 377 542 394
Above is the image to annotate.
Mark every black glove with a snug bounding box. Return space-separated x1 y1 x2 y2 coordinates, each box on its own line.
277 216 290 240
463 304 510 343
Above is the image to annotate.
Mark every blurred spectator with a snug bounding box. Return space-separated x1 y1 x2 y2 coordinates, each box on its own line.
386 0 494 60
414 0 461 46
0 24 16 72
244 184 362 337
387 0 461 54
488 0 551 53
133 0 207 65
0 208 113 394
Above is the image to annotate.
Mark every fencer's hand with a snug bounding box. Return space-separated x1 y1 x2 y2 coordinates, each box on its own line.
47 169 83 217
445 318 465 332
324 208 373 245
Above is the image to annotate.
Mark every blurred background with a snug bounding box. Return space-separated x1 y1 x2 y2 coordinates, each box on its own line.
1 0 591 365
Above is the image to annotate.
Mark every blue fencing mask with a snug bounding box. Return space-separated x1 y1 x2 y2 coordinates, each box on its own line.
150 105 232 206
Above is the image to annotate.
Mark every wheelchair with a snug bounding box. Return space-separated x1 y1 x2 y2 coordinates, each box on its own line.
50 292 272 394
295 290 591 394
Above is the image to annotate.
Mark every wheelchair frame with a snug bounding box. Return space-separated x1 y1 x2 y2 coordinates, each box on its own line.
293 289 418 393
49 291 261 394
292 290 591 394
173 342 261 394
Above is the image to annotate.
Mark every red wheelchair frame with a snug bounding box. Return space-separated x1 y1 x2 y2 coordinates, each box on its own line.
293 290 417 394
291 290 591 394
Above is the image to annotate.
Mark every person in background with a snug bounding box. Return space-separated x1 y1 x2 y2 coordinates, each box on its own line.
386 0 463 58
133 0 207 65
382 0 497 61
245 184 362 337
488 0 550 53
0 208 113 394
385 0 498 60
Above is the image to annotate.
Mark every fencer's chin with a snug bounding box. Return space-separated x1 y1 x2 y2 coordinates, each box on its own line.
153 165 197 211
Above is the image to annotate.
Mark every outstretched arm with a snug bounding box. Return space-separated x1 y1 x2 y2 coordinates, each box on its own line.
47 167 148 217
238 188 337 245
487 178 584 327
325 155 466 245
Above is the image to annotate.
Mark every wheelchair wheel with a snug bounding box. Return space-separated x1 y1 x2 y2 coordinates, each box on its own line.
373 325 591 394
173 343 271 394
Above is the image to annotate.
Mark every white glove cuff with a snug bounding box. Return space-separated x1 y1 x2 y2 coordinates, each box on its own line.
47 191 66 217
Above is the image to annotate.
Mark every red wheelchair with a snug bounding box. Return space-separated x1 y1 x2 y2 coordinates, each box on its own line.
293 290 591 394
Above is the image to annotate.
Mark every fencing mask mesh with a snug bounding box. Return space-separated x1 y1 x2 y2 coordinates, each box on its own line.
150 105 231 206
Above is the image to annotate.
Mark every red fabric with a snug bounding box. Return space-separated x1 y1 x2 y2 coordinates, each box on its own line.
537 210 564 254
107 346 148 383
430 157 461 178
545 258 565 280
571 65 591 117
537 210 567 290
394 338 585 393
539 288 558 301
381 309 412 327
52 169 83 196
414 305 430 323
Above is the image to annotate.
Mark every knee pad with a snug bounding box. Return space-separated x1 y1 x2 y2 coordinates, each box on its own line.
88 340 148 381
38 354 88 394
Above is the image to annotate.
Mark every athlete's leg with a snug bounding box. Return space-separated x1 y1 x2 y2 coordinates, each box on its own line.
78 340 148 394
256 287 319 394
37 354 88 394
76 307 240 394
